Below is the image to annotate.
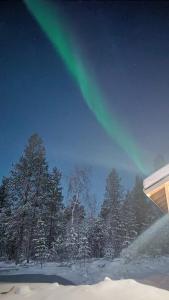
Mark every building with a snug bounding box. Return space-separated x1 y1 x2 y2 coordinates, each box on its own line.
143 164 169 213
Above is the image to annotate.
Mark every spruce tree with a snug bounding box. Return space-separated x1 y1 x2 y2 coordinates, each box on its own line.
6 134 49 263
78 222 91 265
33 217 47 267
88 217 105 258
0 178 9 258
130 175 150 235
121 191 138 248
65 226 79 262
100 169 124 258
45 168 64 250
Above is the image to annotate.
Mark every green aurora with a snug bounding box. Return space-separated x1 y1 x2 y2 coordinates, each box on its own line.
24 0 148 174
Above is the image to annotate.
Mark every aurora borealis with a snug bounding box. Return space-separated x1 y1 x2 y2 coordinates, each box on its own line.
24 0 148 174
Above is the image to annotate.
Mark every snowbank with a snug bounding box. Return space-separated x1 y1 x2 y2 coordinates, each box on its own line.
1 278 169 300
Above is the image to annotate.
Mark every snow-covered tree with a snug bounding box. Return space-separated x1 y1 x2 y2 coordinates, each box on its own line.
88 217 105 258
130 176 150 234
77 222 91 265
120 176 162 253
33 217 48 267
49 235 66 261
65 226 79 262
0 178 9 258
6 134 49 263
100 169 124 258
45 168 64 250
121 191 138 249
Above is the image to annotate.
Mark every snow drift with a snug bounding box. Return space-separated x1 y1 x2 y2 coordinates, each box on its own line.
1 278 169 300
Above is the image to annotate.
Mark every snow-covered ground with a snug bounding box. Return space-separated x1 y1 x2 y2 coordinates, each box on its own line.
1 257 169 299
1 256 169 285
1 277 169 300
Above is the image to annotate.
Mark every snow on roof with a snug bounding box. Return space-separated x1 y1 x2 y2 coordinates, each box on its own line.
143 164 169 190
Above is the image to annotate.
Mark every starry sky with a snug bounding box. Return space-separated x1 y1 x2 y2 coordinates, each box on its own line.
1 0 169 201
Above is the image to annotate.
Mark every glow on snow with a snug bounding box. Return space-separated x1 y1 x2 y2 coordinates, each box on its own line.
24 0 148 174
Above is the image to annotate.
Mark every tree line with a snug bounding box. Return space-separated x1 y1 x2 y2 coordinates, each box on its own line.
0 134 162 266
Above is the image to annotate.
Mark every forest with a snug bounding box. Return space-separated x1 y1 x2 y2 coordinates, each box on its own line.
0 134 162 266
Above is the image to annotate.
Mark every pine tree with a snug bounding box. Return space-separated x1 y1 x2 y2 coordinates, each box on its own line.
49 235 65 261
78 223 91 266
6 134 49 263
88 217 105 258
120 177 161 251
33 217 48 267
0 178 9 258
121 191 138 249
100 169 124 258
0 178 8 211
45 168 64 250
130 175 150 235
65 226 79 262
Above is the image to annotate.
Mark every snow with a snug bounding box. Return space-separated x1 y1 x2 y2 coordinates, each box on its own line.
1 278 169 300
1 257 169 299
14 285 32 295
143 164 169 190
1 256 169 285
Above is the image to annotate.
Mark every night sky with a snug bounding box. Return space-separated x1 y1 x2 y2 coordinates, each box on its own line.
1 0 169 201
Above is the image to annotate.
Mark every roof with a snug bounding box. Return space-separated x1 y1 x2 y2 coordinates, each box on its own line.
143 164 169 190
